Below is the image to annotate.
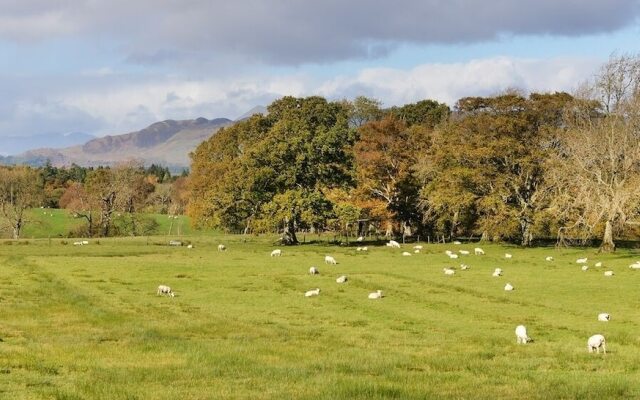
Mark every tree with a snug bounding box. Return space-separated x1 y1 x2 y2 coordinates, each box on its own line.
347 96 383 127
85 168 118 237
59 182 98 237
0 166 43 239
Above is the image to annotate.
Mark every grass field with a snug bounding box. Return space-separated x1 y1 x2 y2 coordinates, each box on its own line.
1 236 640 399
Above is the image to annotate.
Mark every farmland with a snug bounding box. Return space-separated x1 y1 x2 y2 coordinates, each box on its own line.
1 237 640 399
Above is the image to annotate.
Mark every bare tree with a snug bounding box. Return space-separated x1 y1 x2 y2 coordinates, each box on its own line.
593 53 640 114
0 166 43 239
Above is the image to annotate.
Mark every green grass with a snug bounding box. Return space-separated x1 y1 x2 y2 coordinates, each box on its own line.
1 237 640 399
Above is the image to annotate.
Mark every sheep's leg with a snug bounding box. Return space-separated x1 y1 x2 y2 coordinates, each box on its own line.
602 343 606 354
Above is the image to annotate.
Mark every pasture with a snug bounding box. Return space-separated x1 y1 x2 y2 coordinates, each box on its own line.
1 236 640 399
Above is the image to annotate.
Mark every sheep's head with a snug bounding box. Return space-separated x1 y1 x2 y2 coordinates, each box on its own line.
170 292 175 298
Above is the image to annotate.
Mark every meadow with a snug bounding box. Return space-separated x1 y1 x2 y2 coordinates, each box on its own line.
1 235 640 399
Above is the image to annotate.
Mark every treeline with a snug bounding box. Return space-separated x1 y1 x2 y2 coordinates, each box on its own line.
0 162 189 238
188 54 640 251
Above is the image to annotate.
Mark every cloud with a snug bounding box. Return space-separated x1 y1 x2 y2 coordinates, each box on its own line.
0 56 599 138
0 1 638 65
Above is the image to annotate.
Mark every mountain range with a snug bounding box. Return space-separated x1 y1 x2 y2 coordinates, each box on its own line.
0 106 267 170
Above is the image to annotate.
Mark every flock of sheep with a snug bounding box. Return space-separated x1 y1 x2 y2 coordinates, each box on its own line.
154 238 636 354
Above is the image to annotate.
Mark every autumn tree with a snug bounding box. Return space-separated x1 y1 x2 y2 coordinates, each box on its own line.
59 182 98 236
0 166 43 239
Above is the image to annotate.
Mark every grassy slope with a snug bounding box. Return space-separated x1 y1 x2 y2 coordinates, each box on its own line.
1 237 639 399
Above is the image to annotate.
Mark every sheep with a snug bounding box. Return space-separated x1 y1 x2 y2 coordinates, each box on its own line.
309 266 319 275
598 313 610 322
324 255 337 265
270 249 282 257
492 268 503 277
73 241 83 246
460 264 470 270
402 251 412 256
505 253 513 259
576 257 588 264
387 240 401 248
515 325 531 344
587 334 606 353
459 250 470 255
604 270 614 277
217 244 226 252
362 247 368 251
474 247 485 255
336 275 348 283
453 241 462 245
356 236 364 242
157 285 175 298
629 262 640 269
305 288 320 297
443 268 455 276
169 240 182 246
448 253 459 259
545 256 554 261
368 290 384 299
504 283 514 291
445 250 453 256
581 265 589 271
187 244 194 249
595 262 602 267
356 247 363 251
413 245 423 250
414 249 420 254
81 240 89 245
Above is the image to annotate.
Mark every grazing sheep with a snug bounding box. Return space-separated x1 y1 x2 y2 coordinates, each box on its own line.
576 257 588 264
445 250 453 256
356 247 363 251
81 240 89 245
595 262 602 267
505 253 513 259
604 270 614 277
460 264 470 270
504 283 514 291
629 262 640 269
515 325 531 344
402 251 412 256
217 244 226 251
356 236 364 242
581 265 589 271
448 253 459 259
545 256 554 261
414 249 420 254
309 266 319 275
305 288 320 297
598 313 610 322
169 240 182 246
157 285 175 298
474 247 485 255
492 268 503 277
453 241 462 245
413 245 423 250
336 275 348 283
368 290 384 299
324 255 337 265
73 241 83 246
459 250 470 255
187 244 194 249
271 249 282 257
362 247 368 251
387 240 401 248
587 334 606 353
443 268 455 276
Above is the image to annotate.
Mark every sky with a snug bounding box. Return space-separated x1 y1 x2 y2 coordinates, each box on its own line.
1 0 640 138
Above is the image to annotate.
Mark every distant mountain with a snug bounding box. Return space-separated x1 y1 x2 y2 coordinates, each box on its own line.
235 105 267 121
0 132 95 156
12 117 233 169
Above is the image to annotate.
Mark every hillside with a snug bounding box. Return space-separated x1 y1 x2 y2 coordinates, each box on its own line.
12 117 233 169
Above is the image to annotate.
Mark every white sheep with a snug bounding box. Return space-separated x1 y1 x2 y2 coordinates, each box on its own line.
217 244 226 251
453 241 462 245
157 285 175 298
445 250 453 256
545 256 554 261
515 325 531 344
604 270 614 277
413 245 423 250
73 241 83 246
448 253 459 259
504 283 514 291
387 240 401 248
356 236 364 242
443 268 455 276
459 250 470 255
595 262 602 267
576 257 588 264
356 247 363 251
336 275 348 283
597 313 610 322
187 244 194 249
368 290 384 299
81 240 89 245
492 268 503 277
414 249 420 254
505 253 513 259
587 334 606 353
460 264 470 270
629 262 640 269
362 247 368 251
305 288 320 297
324 255 337 265
271 249 282 257
474 247 485 255
581 265 589 271
402 251 412 256
309 266 319 275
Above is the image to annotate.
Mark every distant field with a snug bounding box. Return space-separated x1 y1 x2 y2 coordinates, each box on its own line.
18 209 197 239
1 237 640 399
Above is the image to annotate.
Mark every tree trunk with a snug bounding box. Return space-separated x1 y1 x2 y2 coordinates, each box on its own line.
281 217 298 245
385 221 393 238
12 222 21 240
600 220 616 252
480 230 489 242
520 219 533 247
